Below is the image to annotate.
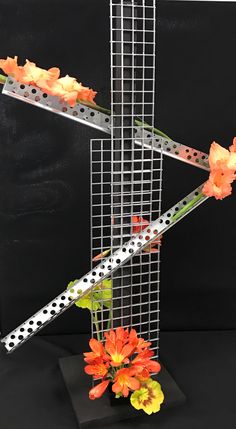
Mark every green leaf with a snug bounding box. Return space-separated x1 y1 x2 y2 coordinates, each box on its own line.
67 279 112 312
97 279 112 309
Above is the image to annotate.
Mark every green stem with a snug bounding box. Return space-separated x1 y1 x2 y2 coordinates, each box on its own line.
93 310 101 341
77 99 111 115
134 118 171 140
172 192 205 223
107 309 112 331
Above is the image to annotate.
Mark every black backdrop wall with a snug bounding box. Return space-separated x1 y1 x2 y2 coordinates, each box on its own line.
0 0 235 337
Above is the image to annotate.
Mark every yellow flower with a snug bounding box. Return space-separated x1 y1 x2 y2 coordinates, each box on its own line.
130 378 164 415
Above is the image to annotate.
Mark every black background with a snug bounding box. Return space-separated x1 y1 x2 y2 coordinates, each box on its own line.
0 0 236 333
0 0 236 335
0 2 236 429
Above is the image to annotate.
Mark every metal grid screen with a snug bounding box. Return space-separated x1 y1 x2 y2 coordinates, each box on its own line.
90 0 162 358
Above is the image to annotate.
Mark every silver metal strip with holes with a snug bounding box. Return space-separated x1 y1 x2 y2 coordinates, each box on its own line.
2 78 210 171
1 182 208 354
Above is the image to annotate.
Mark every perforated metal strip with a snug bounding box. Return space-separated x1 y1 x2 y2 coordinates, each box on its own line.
2 78 209 171
1 182 208 354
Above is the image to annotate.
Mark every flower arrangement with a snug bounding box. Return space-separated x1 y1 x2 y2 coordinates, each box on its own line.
1 56 235 418
84 327 164 415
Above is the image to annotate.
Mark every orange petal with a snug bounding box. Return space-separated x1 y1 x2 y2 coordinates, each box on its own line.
121 343 135 359
105 339 116 356
112 381 122 394
89 338 104 355
209 142 229 169
89 380 109 400
127 376 140 391
92 249 111 261
147 360 161 373
229 137 236 153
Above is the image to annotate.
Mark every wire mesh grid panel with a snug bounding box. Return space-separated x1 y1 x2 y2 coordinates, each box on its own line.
91 133 162 357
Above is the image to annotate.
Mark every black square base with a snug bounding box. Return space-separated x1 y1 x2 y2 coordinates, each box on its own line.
59 354 186 428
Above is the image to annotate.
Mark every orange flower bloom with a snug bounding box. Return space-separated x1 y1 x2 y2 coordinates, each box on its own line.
202 140 236 200
202 168 235 200
104 327 135 366
89 380 110 400
21 59 60 87
112 367 140 397
105 338 134 367
84 359 109 379
131 349 161 379
0 56 24 80
0 57 97 108
84 338 109 364
105 326 129 345
129 328 152 353
84 327 162 404
208 142 236 171
132 216 162 253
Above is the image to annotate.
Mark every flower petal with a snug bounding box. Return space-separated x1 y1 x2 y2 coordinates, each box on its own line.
89 380 110 400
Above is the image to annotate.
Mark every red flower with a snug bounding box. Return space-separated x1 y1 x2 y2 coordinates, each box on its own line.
132 215 149 234
112 367 140 397
132 216 162 253
89 380 110 400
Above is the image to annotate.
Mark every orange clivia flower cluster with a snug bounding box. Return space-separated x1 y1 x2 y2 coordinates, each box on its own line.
132 215 162 253
0 56 97 107
203 138 236 200
84 327 161 401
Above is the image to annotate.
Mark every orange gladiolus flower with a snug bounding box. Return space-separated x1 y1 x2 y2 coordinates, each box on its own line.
132 216 162 253
202 169 235 200
89 380 110 400
112 368 140 397
0 57 97 108
0 56 24 81
202 140 236 200
45 74 96 107
21 60 60 87
84 338 109 364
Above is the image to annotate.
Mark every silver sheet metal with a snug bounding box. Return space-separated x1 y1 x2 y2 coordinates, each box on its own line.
2 78 209 171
